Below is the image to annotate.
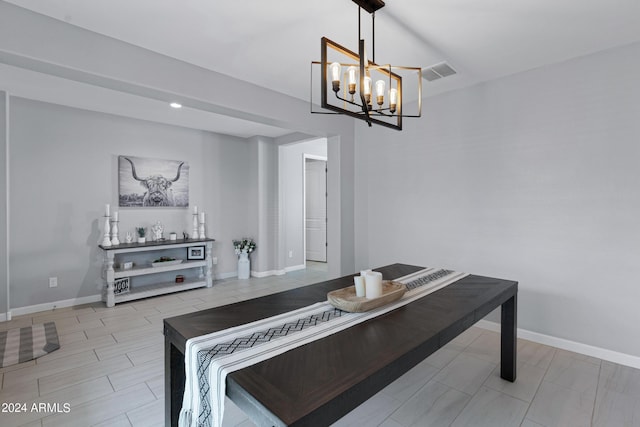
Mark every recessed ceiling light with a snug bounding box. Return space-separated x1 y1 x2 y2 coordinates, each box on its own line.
170 102 182 109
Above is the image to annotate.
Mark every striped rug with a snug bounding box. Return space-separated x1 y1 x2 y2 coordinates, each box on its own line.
0 322 60 368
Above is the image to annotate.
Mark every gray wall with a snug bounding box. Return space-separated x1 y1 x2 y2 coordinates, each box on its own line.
279 139 327 269
355 42 640 358
242 135 280 275
206 130 255 278
9 97 253 308
0 92 7 316
256 138 279 274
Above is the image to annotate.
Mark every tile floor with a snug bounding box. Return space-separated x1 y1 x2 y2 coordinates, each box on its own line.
1 262 639 427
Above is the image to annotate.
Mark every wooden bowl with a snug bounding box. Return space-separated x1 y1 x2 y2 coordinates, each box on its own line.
327 280 407 313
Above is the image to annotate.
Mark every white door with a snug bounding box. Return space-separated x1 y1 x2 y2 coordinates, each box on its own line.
305 158 327 262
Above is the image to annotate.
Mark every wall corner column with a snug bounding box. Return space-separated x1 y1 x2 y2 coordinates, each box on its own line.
327 132 355 278
1 91 10 320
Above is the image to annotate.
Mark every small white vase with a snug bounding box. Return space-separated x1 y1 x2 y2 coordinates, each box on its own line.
238 250 250 279
137 237 146 244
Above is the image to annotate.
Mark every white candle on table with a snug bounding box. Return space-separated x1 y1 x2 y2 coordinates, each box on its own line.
105 204 110 217
353 276 366 297
199 212 205 223
193 205 198 215
113 211 118 221
365 271 383 299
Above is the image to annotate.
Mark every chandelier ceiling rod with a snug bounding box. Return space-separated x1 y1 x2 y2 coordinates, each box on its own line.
372 11 375 64
357 5 376 64
358 6 361 46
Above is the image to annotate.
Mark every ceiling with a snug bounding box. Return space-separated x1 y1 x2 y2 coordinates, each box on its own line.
3 0 640 137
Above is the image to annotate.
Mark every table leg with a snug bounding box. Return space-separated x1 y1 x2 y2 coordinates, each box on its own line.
500 294 517 382
165 338 186 427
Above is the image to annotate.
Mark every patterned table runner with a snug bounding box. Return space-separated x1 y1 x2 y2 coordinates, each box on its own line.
179 267 468 427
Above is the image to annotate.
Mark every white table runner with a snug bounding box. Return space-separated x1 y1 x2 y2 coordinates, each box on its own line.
179 267 468 427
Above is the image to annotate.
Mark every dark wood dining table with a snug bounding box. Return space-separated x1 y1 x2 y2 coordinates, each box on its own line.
163 263 517 426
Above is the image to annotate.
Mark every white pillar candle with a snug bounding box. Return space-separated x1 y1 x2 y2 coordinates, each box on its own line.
199 212 205 223
353 276 366 297
365 271 383 299
105 204 110 217
113 211 118 222
193 205 198 215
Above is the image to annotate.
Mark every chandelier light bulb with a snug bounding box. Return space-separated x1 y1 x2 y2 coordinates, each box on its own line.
329 62 341 92
375 80 386 107
362 76 372 107
389 88 398 113
363 76 372 95
362 76 371 109
347 66 357 95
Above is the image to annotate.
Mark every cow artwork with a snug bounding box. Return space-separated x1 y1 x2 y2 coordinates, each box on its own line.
118 156 189 207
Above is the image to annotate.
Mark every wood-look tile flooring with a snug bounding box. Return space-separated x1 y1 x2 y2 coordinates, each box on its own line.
1 262 639 427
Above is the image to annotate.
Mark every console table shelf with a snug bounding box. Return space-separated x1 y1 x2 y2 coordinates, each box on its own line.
113 279 207 305
99 238 215 307
113 260 207 279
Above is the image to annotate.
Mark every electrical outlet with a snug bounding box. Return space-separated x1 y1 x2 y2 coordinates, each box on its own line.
49 277 58 288
289 250 293 258
212 257 218 265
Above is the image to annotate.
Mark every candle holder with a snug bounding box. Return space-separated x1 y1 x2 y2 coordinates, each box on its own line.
110 220 120 246
192 214 199 240
198 220 206 239
102 215 112 247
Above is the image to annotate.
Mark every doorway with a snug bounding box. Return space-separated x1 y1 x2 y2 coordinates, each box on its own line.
304 155 327 263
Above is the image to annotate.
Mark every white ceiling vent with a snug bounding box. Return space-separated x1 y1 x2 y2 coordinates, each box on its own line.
422 62 457 82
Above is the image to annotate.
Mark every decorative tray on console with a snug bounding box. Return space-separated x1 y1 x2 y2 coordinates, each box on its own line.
151 258 183 267
327 280 407 313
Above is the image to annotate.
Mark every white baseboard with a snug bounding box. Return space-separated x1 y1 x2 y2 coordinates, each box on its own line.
218 270 285 279
2 294 103 320
475 319 640 370
284 264 306 273
251 269 286 278
247 266 304 278
215 267 298 281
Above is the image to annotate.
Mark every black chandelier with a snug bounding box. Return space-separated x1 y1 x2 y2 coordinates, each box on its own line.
311 0 422 131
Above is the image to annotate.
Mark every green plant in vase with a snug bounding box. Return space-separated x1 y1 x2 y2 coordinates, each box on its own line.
136 227 146 243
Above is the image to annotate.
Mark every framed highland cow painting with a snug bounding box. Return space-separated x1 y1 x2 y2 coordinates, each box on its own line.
118 155 189 207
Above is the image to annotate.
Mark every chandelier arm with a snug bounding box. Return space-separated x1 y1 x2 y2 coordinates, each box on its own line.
332 92 396 118
334 92 364 108
360 93 372 126
358 39 373 127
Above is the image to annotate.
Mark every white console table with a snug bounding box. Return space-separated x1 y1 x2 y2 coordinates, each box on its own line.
99 238 214 307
